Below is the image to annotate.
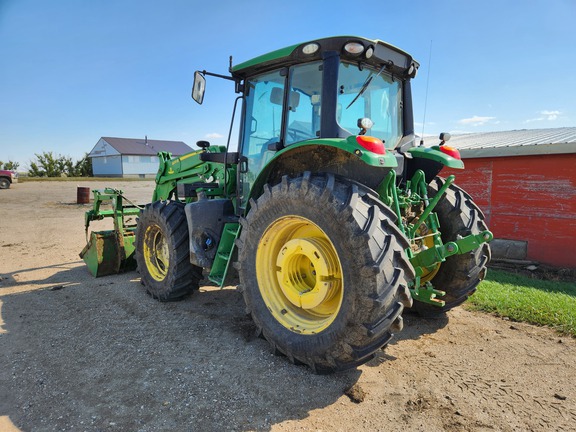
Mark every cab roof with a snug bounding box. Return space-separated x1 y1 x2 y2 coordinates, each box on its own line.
231 36 419 80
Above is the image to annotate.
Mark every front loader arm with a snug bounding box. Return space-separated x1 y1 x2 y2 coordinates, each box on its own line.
152 147 236 201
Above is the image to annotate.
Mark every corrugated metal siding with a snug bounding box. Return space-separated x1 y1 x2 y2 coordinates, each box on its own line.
92 155 123 176
442 154 576 268
122 155 159 175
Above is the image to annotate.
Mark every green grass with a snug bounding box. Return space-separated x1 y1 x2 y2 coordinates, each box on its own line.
466 269 576 337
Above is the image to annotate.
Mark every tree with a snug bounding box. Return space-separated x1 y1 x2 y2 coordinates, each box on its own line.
5 161 20 170
0 160 19 170
28 152 92 177
73 153 93 177
28 152 60 177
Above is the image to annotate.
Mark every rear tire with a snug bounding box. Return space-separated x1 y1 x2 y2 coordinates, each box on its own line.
412 177 491 316
237 173 414 373
135 201 202 301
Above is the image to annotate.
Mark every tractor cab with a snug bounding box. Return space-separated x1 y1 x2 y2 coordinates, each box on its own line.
230 37 418 149
193 36 420 210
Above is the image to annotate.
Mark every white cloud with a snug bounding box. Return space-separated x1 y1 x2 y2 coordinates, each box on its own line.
206 132 224 139
458 115 496 126
541 110 561 120
524 110 561 123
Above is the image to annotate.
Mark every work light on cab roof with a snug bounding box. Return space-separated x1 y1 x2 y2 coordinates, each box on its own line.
344 41 366 55
301 43 320 55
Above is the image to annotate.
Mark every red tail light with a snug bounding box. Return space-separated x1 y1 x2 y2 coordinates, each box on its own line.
439 145 461 160
356 136 386 155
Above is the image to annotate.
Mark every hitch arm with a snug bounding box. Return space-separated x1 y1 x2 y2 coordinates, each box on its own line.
410 230 493 270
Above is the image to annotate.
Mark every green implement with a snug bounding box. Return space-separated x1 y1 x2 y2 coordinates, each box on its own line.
79 188 141 277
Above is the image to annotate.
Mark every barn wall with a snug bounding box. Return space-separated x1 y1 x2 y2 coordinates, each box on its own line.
442 154 576 268
88 138 120 158
121 155 159 175
91 155 123 177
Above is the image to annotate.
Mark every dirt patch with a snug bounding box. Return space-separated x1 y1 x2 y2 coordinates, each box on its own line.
491 260 576 282
344 383 366 404
1 181 575 431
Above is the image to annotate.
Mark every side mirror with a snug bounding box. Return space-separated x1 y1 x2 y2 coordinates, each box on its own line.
192 71 206 104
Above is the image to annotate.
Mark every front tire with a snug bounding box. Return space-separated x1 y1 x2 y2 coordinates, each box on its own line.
135 201 202 301
0 178 10 189
237 173 414 373
412 177 491 316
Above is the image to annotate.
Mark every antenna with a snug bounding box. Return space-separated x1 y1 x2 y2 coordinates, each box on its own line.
420 40 433 146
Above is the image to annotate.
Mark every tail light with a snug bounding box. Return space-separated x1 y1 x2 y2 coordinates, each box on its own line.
439 145 461 160
356 136 386 155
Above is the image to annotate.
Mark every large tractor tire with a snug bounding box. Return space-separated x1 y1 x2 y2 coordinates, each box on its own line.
236 172 414 373
412 177 491 316
135 201 202 301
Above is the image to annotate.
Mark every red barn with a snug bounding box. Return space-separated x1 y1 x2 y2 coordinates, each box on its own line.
441 127 576 269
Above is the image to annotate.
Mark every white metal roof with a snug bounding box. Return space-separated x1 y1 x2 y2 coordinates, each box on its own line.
445 127 576 158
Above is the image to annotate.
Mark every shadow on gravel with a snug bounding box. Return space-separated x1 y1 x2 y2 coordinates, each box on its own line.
0 272 362 432
362 310 450 368
0 261 88 291
397 311 450 342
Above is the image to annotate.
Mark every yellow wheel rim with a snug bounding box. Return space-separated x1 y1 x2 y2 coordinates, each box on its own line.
417 223 441 284
143 224 170 281
256 216 344 334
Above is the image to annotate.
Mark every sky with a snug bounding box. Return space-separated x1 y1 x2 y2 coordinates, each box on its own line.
0 0 575 169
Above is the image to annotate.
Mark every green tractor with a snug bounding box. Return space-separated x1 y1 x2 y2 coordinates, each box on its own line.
83 36 492 373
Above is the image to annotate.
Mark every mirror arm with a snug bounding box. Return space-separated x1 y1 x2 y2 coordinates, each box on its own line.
200 70 243 93
201 70 238 82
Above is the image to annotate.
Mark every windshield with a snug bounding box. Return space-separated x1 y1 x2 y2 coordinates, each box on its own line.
337 62 402 148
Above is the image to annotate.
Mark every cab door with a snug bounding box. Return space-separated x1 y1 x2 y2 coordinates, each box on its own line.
237 69 286 211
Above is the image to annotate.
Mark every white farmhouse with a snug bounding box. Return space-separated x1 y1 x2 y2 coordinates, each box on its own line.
88 137 193 178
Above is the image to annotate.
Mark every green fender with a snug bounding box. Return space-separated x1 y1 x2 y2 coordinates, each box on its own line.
246 136 398 209
277 136 399 168
408 146 464 169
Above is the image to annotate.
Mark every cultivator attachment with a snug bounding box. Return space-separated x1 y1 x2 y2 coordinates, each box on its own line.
79 188 141 277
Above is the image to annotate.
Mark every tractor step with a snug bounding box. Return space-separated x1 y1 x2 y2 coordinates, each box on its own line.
208 222 240 287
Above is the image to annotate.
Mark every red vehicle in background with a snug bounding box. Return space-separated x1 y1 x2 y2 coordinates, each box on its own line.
0 169 18 189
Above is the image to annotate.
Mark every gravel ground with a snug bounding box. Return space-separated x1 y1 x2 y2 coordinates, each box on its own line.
0 181 575 432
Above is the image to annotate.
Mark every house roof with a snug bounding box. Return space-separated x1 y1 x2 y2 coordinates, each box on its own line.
100 137 193 156
447 127 576 158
